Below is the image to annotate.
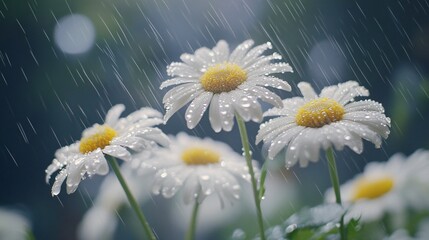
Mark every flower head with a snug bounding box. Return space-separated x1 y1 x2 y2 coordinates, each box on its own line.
136 132 259 206
256 81 391 167
45 104 169 196
326 149 429 222
160 39 293 132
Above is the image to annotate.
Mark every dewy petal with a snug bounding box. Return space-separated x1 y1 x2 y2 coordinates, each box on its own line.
164 88 204 121
241 41 272 65
194 47 216 65
344 100 385 113
103 145 131 162
212 40 230 63
229 39 255 63
185 91 213 129
85 150 109 176
218 93 235 132
247 62 293 77
240 85 283 108
246 76 292 91
297 82 318 100
160 77 199 89
332 81 369 104
231 93 262 122
51 169 67 196
268 126 304 160
180 53 205 72
209 94 222 133
105 104 125 126
167 62 200 78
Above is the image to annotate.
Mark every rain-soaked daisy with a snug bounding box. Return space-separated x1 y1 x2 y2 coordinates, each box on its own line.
326 150 429 222
160 39 293 132
139 132 258 206
45 104 169 196
137 132 259 240
257 81 391 168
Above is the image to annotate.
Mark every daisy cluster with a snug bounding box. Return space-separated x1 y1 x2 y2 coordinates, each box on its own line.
44 39 429 240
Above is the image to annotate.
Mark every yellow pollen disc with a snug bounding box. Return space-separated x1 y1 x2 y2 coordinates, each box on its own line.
200 63 247 93
295 97 345 128
79 125 117 154
182 147 220 165
352 176 394 201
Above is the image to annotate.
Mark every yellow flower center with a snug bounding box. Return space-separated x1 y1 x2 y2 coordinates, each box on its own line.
352 176 394 201
295 97 345 128
182 147 220 165
200 63 247 93
79 125 117 154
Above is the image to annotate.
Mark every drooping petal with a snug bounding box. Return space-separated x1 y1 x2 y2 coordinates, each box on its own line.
103 145 131 162
105 104 125 126
185 91 213 129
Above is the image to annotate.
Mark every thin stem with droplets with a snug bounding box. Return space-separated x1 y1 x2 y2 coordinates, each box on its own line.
236 114 266 240
326 148 346 240
106 155 157 240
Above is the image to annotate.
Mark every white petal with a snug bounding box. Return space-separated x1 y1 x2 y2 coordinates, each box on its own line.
212 40 229 62
246 76 291 91
229 39 255 63
85 150 109 176
241 41 272 65
179 53 205 72
185 92 213 129
268 126 305 159
66 156 87 194
339 121 382 148
256 118 296 144
344 100 385 113
105 104 125 127
209 94 222 133
51 169 67 196
218 93 235 132
46 158 65 183
247 62 293 77
160 77 199 89
194 47 216 65
164 89 204 121
332 81 369 104
297 82 318 100
167 62 200 78
240 85 283 108
103 145 131 162
231 92 262 122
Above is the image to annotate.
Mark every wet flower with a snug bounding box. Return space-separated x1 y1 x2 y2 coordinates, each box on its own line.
138 132 259 206
160 39 293 132
256 81 390 167
45 104 169 196
325 151 420 222
78 158 153 240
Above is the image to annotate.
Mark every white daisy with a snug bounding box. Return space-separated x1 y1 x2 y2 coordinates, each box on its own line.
256 81 391 167
325 153 409 222
45 104 169 196
160 39 293 132
137 132 259 206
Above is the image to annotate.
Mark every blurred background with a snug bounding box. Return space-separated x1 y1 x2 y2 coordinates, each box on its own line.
0 0 428 239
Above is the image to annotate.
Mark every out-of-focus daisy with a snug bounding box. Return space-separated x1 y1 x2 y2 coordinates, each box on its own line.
160 39 293 132
138 132 258 206
0 208 31 240
78 159 153 240
45 104 169 196
325 154 408 222
257 81 390 167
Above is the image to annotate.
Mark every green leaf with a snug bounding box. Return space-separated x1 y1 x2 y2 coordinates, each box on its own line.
284 203 345 231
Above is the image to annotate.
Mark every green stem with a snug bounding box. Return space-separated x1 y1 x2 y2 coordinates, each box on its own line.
235 114 266 240
106 155 156 240
326 148 346 240
185 199 200 240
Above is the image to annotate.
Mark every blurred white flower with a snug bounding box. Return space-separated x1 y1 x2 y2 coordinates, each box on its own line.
45 104 169 196
138 132 259 206
160 39 293 132
257 81 390 168
78 160 153 240
326 149 429 222
0 208 31 240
